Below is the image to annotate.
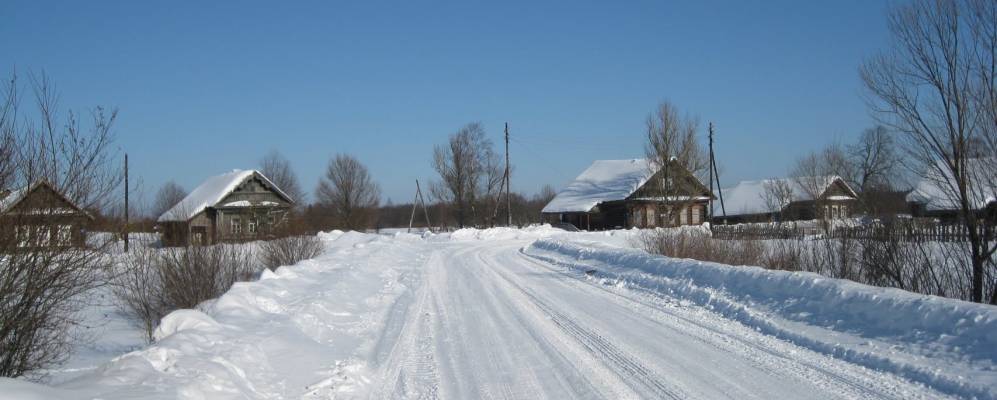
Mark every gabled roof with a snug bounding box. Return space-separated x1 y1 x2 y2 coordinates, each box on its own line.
721 175 856 217
542 159 659 213
157 170 292 222
907 158 997 211
0 180 92 218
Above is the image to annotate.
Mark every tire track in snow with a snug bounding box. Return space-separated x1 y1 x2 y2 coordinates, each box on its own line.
472 250 688 399
367 252 441 400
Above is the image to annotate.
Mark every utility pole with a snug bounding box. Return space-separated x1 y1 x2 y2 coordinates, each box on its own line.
708 123 714 221
708 123 727 222
408 179 432 233
505 122 512 226
124 153 129 253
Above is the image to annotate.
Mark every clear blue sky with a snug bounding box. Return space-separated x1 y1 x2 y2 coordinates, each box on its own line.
1 1 891 207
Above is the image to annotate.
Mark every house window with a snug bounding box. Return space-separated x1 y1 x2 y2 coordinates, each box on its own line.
840 205 848 218
15 225 29 247
36 226 50 247
231 217 242 235
678 206 688 225
646 206 655 227
691 206 701 224
248 219 257 234
57 225 72 246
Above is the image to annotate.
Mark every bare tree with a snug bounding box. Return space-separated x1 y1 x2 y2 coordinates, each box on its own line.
259 150 304 207
152 180 187 219
14 73 122 211
0 71 121 378
643 101 709 225
535 184 557 206
861 0 997 303
431 122 494 228
761 179 794 223
848 126 902 192
316 154 381 230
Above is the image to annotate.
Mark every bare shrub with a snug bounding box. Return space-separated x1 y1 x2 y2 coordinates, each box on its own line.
259 235 323 271
157 244 256 310
639 228 764 267
111 243 258 341
1 71 121 378
111 247 166 342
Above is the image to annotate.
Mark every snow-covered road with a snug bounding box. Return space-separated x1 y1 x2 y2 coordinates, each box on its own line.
369 240 945 399
5 228 993 399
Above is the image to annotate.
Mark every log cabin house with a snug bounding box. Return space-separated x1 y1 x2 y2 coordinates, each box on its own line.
157 170 293 246
718 176 858 224
0 180 92 249
541 158 713 230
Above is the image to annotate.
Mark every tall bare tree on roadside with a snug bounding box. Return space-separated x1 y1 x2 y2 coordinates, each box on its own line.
861 0 997 303
316 154 381 230
643 101 709 225
152 180 187 218
0 71 121 378
259 150 305 207
431 122 494 228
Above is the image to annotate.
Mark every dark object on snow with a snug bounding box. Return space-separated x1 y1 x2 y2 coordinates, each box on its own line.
584 269 597 276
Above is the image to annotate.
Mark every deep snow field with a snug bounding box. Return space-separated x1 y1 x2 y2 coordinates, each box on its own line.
2 226 996 399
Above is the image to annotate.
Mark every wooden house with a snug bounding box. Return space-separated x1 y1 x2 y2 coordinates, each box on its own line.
907 158 996 222
157 170 294 246
0 180 93 249
541 158 713 230
718 176 858 224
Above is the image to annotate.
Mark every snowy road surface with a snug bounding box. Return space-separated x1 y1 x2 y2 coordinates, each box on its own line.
369 241 938 399
5 228 994 399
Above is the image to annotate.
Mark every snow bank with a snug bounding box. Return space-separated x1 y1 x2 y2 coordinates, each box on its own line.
525 238 997 399
448 224 567 241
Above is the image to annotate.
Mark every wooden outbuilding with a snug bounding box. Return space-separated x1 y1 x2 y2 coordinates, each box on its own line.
157 170 294 246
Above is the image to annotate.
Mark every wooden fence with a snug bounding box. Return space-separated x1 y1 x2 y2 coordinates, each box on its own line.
710 222 991 242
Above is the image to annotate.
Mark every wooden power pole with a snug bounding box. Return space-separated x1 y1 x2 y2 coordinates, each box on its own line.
124 153 129 253
708 123 726 222
408 179 432 233
505 122 512 226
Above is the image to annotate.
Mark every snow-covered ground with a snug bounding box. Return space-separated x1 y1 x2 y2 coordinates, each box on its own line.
2 226 995 399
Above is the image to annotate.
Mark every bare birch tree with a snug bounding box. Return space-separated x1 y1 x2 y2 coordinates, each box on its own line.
316 154 381 230
643 101 709 225
861 0 997 303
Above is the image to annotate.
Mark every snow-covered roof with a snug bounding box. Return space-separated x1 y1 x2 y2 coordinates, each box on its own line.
0 186 30 214
721 176 855 217
907 158 997 211
542 159 657 213
157 170 292 222
0 180 92 218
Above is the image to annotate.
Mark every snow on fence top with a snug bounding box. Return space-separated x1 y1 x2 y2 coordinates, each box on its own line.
721 175 853 216
157 169 289 222
542 159 657 213
907 158 997 211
